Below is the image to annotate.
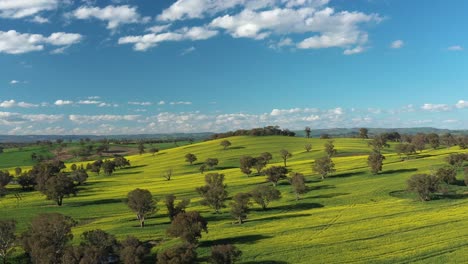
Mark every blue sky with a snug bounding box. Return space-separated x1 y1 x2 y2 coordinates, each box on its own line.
0 0 467 135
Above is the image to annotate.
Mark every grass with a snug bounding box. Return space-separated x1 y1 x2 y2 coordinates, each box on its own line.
1 136 468 263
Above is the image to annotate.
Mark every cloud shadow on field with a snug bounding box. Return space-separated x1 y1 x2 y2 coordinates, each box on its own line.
200 234 272 247
379 168 418 175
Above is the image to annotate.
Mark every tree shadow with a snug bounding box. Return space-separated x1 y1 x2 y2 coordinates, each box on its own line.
379 168 418 175
69 198 123 207
114 171 144 175
271 202 324 212
309 185 335 191
216 166 239 170
331 171 364 178
247 213 312 223
310 193 350 199
199 234 272 247
435 192 468 200
229 146 246 150
120 165 147 170
242 261 289 264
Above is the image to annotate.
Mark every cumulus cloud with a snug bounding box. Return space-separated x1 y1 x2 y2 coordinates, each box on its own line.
54 100 74 106
170 101 192 105
421 103 450 112
0 100 38 108
72 5 150 30
390 40 404 49
0 111 62 126
456 100 468 109
0 30 82 54
181 46 196 55
118 26 218 51
9 80 19 85
0 0 58 19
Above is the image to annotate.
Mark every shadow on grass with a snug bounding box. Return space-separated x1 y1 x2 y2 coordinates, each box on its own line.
215 166 239 170
309 184 335 191
114 171 144 176
331 171 364 178
228 146 246 150
247 213 313 223
200 234 272 247
242 261 289 264
379 168 418 175
69 198 123 207
271 202 324 212
310 193 350 199
120 164 147 170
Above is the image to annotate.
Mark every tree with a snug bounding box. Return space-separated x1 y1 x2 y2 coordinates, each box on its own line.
220 140 232 150
0 220 16 264
446 153 467 170
102 160 116 176
230 192 251 224
0 171 12 197
239 156 255 177
320 134 331 139
435 166 457 184
126 188 157 228
313 156 336 180
157 243 197 264
41 173 77 206
263 166 288 187
165 194 190 222
205 158 219 170
17 172 36 191
367 151 385 174
260 152 273 164
305 127 311 138
162 168 173 181
167 211 208 244
199 164 207 174
114 156 131 168
279 149 292 166
359 128 369 139
196 173 228 213
185 153 197 165
290 172 307 200
14 167 22 176
464 168 468 186
368 135 390 152
426 133 440 149
210 244 242 264
457 135 468 149
149 147 159 156
324 141 337 157
304 143 312 152
253 157 267 175
22 213 76 264
70 169 88 185
119 236 149 264
137 142 145 155
441 133 457 148
250 185 281 210
407 174 440 201
395 143 416 160
412 134 426 153
79 229 120 264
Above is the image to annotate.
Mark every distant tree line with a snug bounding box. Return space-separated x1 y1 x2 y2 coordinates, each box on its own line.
210 126 296 140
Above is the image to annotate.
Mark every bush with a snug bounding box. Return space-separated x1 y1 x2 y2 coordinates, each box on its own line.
407 174 440 201
157 243 197 264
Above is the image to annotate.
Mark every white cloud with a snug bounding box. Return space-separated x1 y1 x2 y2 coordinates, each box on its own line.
158 101 166 105
421 103 450 112
31 15 49 23
0 111 62 126
54 99 73 106
390 40 404 49
181 46 196 55
119 26 217 51
0 0 58 19
343 46 365 55
448 45 463 51
128 101 152 106
78 100 100 105
0 30 82 54
0 100 16 108
69 114 140 124
72 5 150 30
170 101 192 105
146 24 172 33
9 80 19 85
455 100 468 109
17 102 39 108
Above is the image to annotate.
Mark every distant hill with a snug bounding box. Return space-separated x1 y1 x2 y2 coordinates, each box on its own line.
0 127 466 143
294 127 468 138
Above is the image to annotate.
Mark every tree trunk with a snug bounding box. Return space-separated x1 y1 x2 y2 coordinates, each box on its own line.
238 217 243 224
140 215 145 228
283 160 287 167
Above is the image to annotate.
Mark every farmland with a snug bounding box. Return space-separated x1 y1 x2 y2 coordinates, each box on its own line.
1 136 468 263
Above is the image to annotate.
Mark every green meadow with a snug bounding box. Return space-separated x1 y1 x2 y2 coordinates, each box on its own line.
1 136 468 263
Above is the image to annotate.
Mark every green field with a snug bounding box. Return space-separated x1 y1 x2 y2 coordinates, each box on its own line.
1 136 468 263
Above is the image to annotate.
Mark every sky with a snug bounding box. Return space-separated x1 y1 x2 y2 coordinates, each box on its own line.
0 0 467 135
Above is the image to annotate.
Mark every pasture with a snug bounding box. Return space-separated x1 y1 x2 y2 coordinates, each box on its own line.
1 136 468 263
